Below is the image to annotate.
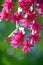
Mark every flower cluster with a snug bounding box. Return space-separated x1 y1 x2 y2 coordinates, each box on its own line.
0 0 43 53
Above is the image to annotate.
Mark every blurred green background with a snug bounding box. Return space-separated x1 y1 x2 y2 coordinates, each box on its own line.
0 0 43 65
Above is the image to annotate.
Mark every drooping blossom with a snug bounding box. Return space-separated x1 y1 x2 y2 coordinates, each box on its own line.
10 30 25 48
29 21 41 32
28 33 40 45
0 0 43 53
22 40 31 53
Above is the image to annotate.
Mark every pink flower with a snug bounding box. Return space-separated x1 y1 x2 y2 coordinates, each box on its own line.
29 21 40 32
18 0 34 12
2 0 14 12
0 9 9 21
27 11 37 22
10 12 22 23
18 0 29 8
10 31 25 48
18 0 30 12
22 40 31 54
28 33 40 45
